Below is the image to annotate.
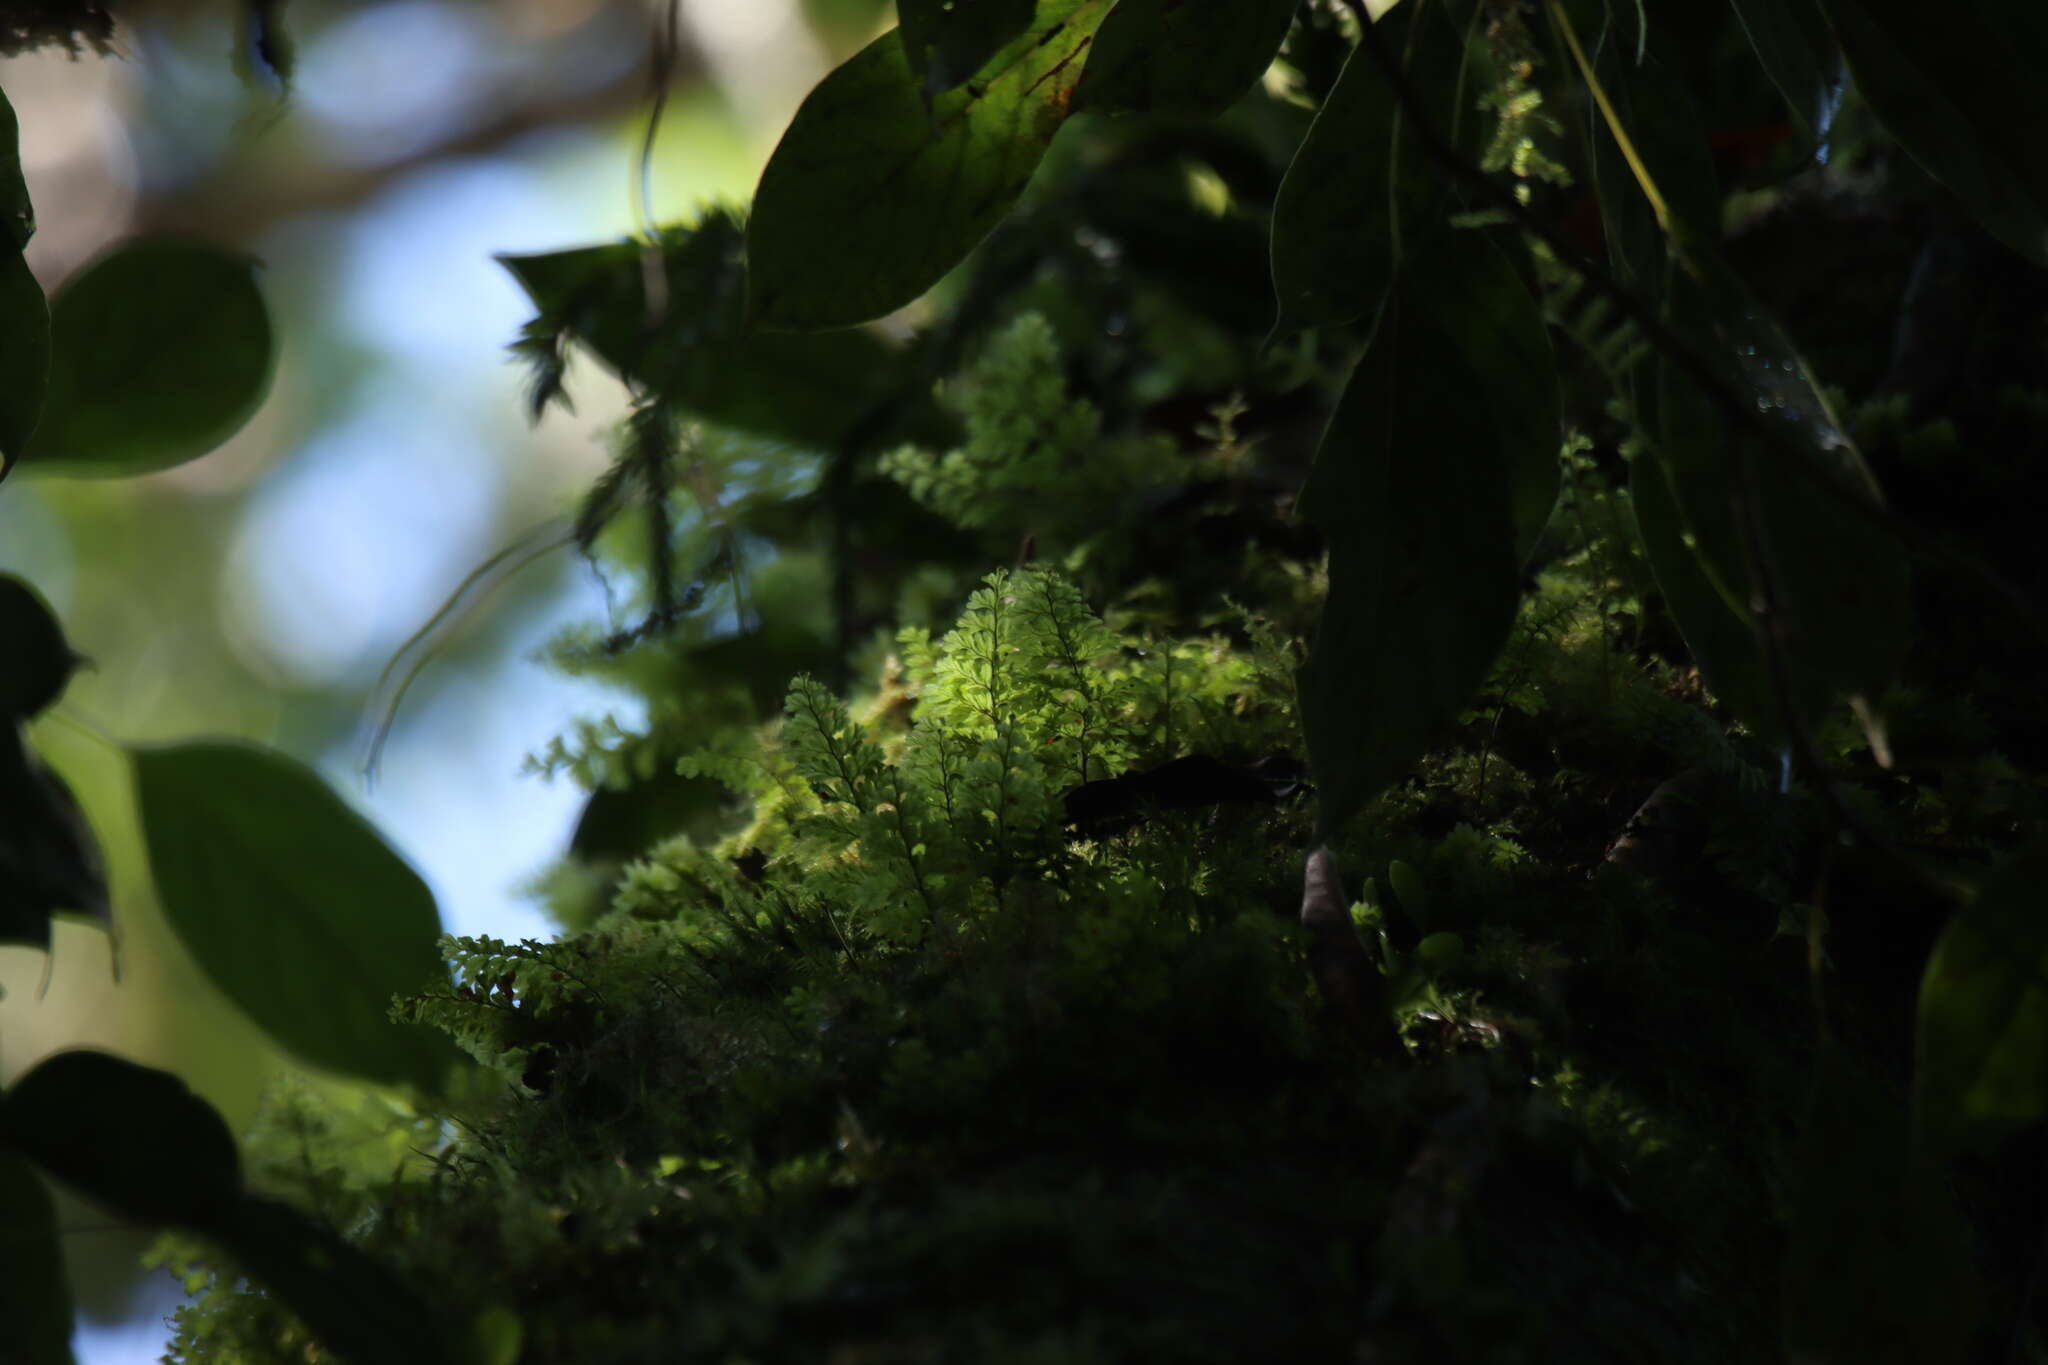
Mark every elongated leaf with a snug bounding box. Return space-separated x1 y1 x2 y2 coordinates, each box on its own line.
1917 849 2048 1155
1296 265 1530 836
500 211 898 446
1268 2 1468 336
1727 0 1838 143
1073 0 1295 117
1818 0 2048 265
1783 1050 1981 1364
0 1049 240 1228
208 1194 454 1365
1584 33 1719 282
898 0 1037 95
0 251 49 478
134 741 461 1091
748 1 1112 330
0 725 110 950
22 237 274 477
0 1152 76 1365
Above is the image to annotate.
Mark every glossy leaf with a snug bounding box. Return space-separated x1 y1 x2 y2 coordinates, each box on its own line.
898 0 1036 94
1296 257 1534 836
1916 849 2048 1155
0 1152 76 1365
500 211 899 446
1818 0 2048 265
208 1194 453 1365
1268 2 1469 336
1073 0 1295 117
23 237 274 477
0 725 110 950
134 741 461 1091
0 1049 240 1228
748 0 1111 330
1783 1050 1981 1364
1727 0 1839 143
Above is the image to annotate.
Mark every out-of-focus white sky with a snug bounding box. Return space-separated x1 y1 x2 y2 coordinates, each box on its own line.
0 0 851 1357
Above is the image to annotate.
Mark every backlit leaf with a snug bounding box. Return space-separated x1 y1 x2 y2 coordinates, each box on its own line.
898 0 1036 95
0 1049 240 1228
23 237 274 477
0 1152 75 1365
134 741 463 1092
748 1 1112 330
1073 0 1295 117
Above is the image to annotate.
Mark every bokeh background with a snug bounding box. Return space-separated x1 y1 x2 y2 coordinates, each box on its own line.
0 1 885 1356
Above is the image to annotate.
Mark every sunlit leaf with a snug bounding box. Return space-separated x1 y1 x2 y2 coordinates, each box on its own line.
0 725 110 950
23 237 274 477
1268 2 1468 336
0 1152 76 1365
0 1049 240 1228
134 741 464 1092
748 0 1112 330
500 210 899 445
1916 848 2048 1155
898 0 1037 95
1073 0 1295 117
1817 0 2048 265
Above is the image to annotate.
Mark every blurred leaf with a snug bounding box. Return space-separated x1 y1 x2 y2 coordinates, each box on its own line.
466 1305 524 1365
0 1049 240 1228
0 250 46 475
500 211 899 446
1916 848 2048 1155
0 725 110 950
134 741 463 1092
207 1194 453 1365
0 574 81 719
0 1152 76 1365
898 0 1037 95
1818 0 2048 265
1 87 28 250
1782 1050 1981 1364
1073 0 1295 117
1296 248 1533 836
748 1 1112 330
23 237 274 477
1727 0 1839 143
1268 2 1466 336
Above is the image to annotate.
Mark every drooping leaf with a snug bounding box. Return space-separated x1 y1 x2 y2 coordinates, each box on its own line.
1268 1 1470 336
22 237 274 477
0 1152 76 1365
133 741 463 1092
1782 1050 1981 1364
207 1194 454 1365
0 1049 240 1228
748 1 1112 330
1916 848 2048 1155
1073 0 1295 117
0 574 81 720
1295 268 1527 837
499 211 899 446
898 0 1037 95
0 725 110 950
1727 0 1839 144
1817 0 2048 265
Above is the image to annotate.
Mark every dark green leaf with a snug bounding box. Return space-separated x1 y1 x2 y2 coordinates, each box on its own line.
1296 259 1529 837
0 1049 240 1228
1073 0 1295 117
1268 2 1469 336
1584 33 1719 281
500 211 899 446
0 250 47 475
1783 1050 1981 1364
0 1152 76 1365
134 741 463 1092
1818 0 2048 265
0 574 81 719
207 1194 453 1365
1917 848 2048 1155
898 0 1037 95
0 726 110 950
1727 0 1839 143
748 1 1112 330
1 87 29 250
23 237 275 477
